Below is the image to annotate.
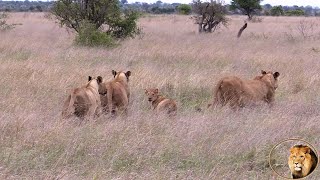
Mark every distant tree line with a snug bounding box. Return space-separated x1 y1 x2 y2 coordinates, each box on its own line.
122 1 185 14
123 1 320 17
1 0 320 17
260 4 319 16
0 1 53 12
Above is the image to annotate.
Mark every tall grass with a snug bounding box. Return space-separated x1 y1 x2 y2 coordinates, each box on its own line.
0 13 320 179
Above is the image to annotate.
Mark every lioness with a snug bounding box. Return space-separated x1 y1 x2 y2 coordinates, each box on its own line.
62 76 103 119
210 70 280 109
98 70 131 116
288 145 318 179
144 88 177 116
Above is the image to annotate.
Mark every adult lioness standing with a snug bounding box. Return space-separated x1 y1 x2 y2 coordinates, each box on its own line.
62 76 103 119
210 70 280 109
98 70 131 116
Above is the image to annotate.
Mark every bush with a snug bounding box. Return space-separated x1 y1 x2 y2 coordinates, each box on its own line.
270 6 284 16
107 10 141 39
52 0 140 46
178 4 192 15
75 22 115 47
286 9 305 16
151 7 175 14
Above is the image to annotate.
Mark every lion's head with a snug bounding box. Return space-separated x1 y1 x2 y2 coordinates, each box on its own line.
112 70 131 82
145 88 159 102
259 70 280 90
87 76 103 90
288 145 317 179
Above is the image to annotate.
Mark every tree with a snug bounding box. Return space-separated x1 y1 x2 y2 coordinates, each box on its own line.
141 2 150 12
29 6 35 11
304 6 314 16
270 5 284 16
192 0 228 33
121 0 127 4
286 9 305 16
151 7 175 14
178 4 191 15
263 4 272 10
36 5 43 12
51 0 140 41
230 0 262 20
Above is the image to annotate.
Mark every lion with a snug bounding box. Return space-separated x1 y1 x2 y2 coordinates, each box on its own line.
209 70 280 109
98 70 131 116
62 76 103 119
288 144 318 179
144 88 177 116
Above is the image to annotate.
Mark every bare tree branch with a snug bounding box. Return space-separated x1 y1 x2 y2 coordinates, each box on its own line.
237 22 247 38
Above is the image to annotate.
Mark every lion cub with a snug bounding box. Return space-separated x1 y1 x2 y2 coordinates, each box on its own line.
144 88 177 116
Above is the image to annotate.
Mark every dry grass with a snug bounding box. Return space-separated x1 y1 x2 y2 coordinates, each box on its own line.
1 13 320 179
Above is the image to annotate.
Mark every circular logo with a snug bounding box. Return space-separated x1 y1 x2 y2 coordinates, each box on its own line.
269 138 318 179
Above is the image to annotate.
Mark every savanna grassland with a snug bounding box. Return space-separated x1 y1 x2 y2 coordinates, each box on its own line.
1 13 320 179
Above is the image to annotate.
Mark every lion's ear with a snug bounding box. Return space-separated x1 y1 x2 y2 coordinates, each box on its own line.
144 89 148 94
261 70 267 75
305 146 311 154
126 71 131 77
273 72 280 79
97 76 103 84
112 70 117 77
88 76 92 81
155 88 159 94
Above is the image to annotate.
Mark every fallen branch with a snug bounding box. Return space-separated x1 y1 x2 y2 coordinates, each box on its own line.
237 22 247 38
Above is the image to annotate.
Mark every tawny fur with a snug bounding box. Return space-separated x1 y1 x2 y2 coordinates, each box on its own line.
210 70 280 109
145 88 177 116
98 70 131 116
62 76 102 119
288 145 318 179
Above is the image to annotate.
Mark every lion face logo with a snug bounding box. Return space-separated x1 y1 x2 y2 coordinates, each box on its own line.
289 148 308 172
288 145 318 179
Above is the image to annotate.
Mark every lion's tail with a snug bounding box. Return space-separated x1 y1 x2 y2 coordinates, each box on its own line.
106 84 114 115
167 101 177 116
62 91 76 119
208 79 224 108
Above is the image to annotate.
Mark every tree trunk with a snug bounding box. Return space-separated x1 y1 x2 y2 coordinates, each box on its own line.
198 15 205 33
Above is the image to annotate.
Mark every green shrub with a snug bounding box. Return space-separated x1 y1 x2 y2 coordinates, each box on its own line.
52 0 141 47
286 9 305 16
178 4 192 15
270 6 284 16
75 22 115 47
107 10 141 39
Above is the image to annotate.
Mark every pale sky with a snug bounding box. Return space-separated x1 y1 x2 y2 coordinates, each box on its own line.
127 0 320 7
